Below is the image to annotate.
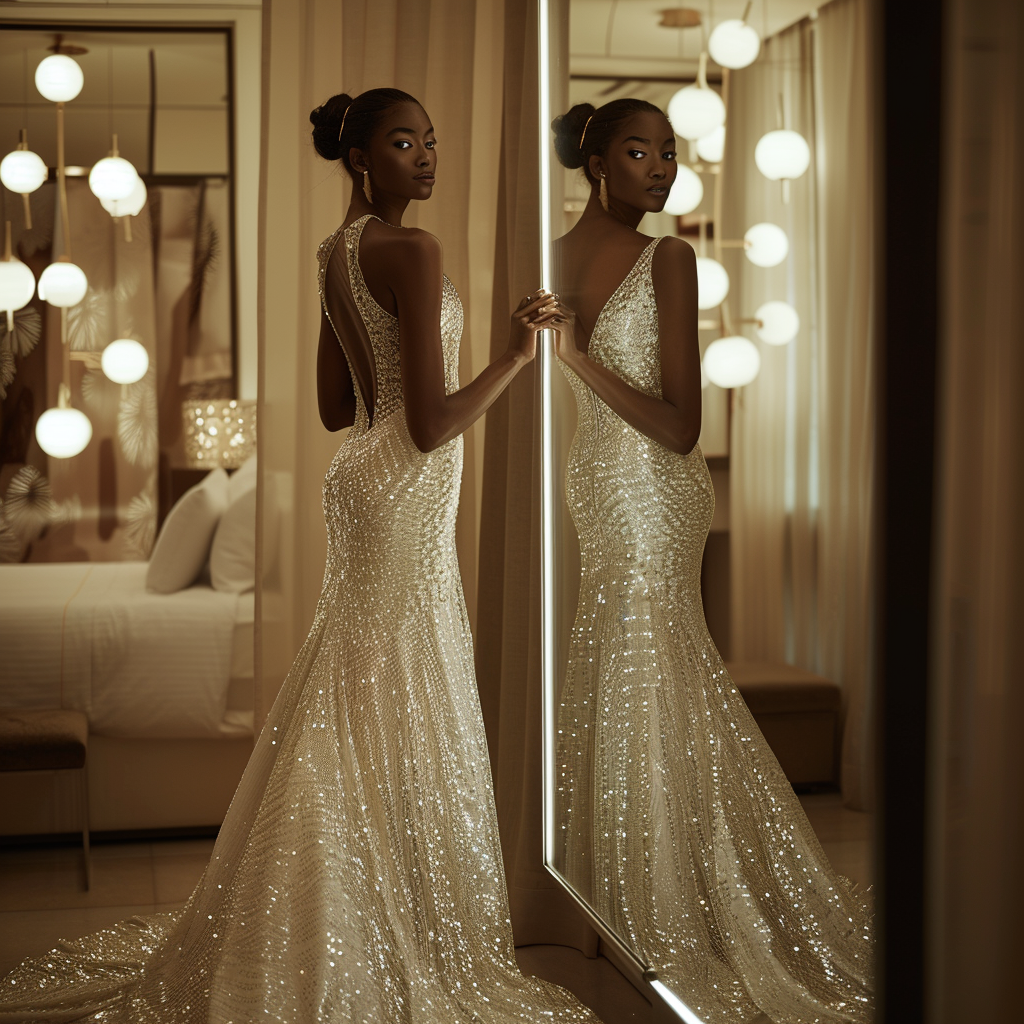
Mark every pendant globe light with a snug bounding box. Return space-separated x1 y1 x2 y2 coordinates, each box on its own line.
755 301 800 345
89 134 138 203
101 175 147 242
695 256 730 310
743 222 789 267
664 163 704 216
1 131 48 230
0 222 36 332
668 52 726 142
754 129 811 181
708 18 761 70
34 54 83 104
702 335 761 388
38 260 88 307
101 338 149 384
695 125 725 164
36 397 93 459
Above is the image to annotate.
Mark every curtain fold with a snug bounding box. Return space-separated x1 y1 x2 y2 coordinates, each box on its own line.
927 0 1024 1017
723 0 876 807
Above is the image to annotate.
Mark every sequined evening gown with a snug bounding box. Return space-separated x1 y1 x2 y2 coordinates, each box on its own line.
0 215 598 1024
555 237 873 1023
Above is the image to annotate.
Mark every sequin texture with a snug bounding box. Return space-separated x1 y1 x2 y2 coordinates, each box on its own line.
0 216 598 1023
554 238 873 1022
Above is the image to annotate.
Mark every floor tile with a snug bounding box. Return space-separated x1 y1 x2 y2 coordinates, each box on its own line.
151 855 208 905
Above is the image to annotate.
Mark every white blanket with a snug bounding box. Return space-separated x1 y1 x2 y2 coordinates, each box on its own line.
0 562 242 738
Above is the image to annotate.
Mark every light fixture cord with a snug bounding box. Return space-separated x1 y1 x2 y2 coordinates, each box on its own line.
56 102 71 259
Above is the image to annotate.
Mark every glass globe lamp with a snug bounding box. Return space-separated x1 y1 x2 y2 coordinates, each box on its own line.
101 339 149 384
702 335 761 388
38 261 88 308
101 176 147 218
695 257 730 310
89 155 139 203
0 257 36 328
755 301 800 345
754 129 811 181
34 55 84 104
0 149 47 194
36 406 92 459
708 19 761 69
695 126 725 164
664 164 703 216
668 84 726 142
744 222 789 267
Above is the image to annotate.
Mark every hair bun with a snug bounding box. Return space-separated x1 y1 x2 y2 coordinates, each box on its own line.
551 102 596 170
309 92 355 160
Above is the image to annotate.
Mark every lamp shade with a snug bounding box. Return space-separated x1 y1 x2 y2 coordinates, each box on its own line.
702 335 761 388
744 222 789 267
0 149 47 194
695 257 730 309
695 125 725 164
0 258 36 315
664 164 704 216
34 55 84 104
754 129 811 181
35 406 92 459
708 19 761 69
755 301 800 345
100 175 147 218
89 155 139 202
183 399 257 469
101 339 149 384
668 84 726 142
37 261 88 307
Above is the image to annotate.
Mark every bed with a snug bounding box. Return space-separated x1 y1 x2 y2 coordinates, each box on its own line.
0 466 262 837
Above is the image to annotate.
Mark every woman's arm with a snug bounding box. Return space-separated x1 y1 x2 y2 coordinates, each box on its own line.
317 306 357 432
552 236 702 456
390 229 555 453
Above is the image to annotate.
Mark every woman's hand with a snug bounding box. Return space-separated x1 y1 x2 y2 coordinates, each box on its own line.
546 301 581 367
508 290 561 364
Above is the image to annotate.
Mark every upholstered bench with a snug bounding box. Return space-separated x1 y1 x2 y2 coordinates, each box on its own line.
0 709 92 888
726 662 841 788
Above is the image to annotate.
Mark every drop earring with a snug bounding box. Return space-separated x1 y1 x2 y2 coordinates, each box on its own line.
363 170 373 204
599 174 609 212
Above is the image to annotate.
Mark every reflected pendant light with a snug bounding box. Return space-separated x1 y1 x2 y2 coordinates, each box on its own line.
744 222 789 267
664 164 704 216
668 52 726 142
703 335 761 388
708 19 761 69
695 256 730 309
754 129 811 181
100 175 147 219
755 301 800 345
695 125 725 164
38 260 88 307
0 223 36 332
89 135 139 202
34 54 84 104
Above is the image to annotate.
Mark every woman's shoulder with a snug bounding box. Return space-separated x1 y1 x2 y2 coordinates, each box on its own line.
362 219 442 262
651 234 696 278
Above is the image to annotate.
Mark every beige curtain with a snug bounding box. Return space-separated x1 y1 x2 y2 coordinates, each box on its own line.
255 0 504 725
723 0 877 807
927 0 1024 1017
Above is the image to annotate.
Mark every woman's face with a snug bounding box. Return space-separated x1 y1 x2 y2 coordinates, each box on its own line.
590 111 677 214
353 100 437 202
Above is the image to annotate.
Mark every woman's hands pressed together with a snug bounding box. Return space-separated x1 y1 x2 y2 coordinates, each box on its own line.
508 289 563 364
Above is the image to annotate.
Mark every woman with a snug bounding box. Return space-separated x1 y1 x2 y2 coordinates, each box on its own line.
0 89 597 1023
547 98 873 1023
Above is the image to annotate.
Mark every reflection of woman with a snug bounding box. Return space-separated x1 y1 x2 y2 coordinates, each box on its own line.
0 89 596 1023
549 99 873 1023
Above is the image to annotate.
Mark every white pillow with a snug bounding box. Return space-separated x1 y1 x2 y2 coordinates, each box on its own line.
210 467 257 593
228 455 257 504
146 468 230 593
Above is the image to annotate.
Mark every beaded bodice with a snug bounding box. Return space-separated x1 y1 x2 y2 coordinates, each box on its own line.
317 214 463 436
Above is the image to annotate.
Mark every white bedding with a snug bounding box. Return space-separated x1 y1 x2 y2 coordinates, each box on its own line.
0 562 251 739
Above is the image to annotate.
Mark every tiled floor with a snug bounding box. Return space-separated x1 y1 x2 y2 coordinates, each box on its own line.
0 793 870 1021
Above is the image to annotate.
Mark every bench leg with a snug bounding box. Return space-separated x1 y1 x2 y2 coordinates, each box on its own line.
78 766 92 891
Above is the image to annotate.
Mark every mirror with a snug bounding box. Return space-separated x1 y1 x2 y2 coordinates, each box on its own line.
540 1 876 1019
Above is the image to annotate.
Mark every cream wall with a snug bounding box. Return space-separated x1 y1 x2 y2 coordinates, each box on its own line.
0 2 262 402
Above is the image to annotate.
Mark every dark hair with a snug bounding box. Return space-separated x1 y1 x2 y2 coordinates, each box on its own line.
552 98 667 184
310 88 422 174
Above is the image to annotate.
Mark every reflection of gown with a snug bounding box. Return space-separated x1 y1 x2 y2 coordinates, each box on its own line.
0 215 598 1024
556 237 872 1023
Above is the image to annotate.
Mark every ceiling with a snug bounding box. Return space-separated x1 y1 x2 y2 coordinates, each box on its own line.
569 0 827 78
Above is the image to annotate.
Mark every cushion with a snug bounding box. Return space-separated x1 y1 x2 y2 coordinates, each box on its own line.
146 468 230 593
0 708 88 772
210 460 258 593
726 661 841 715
